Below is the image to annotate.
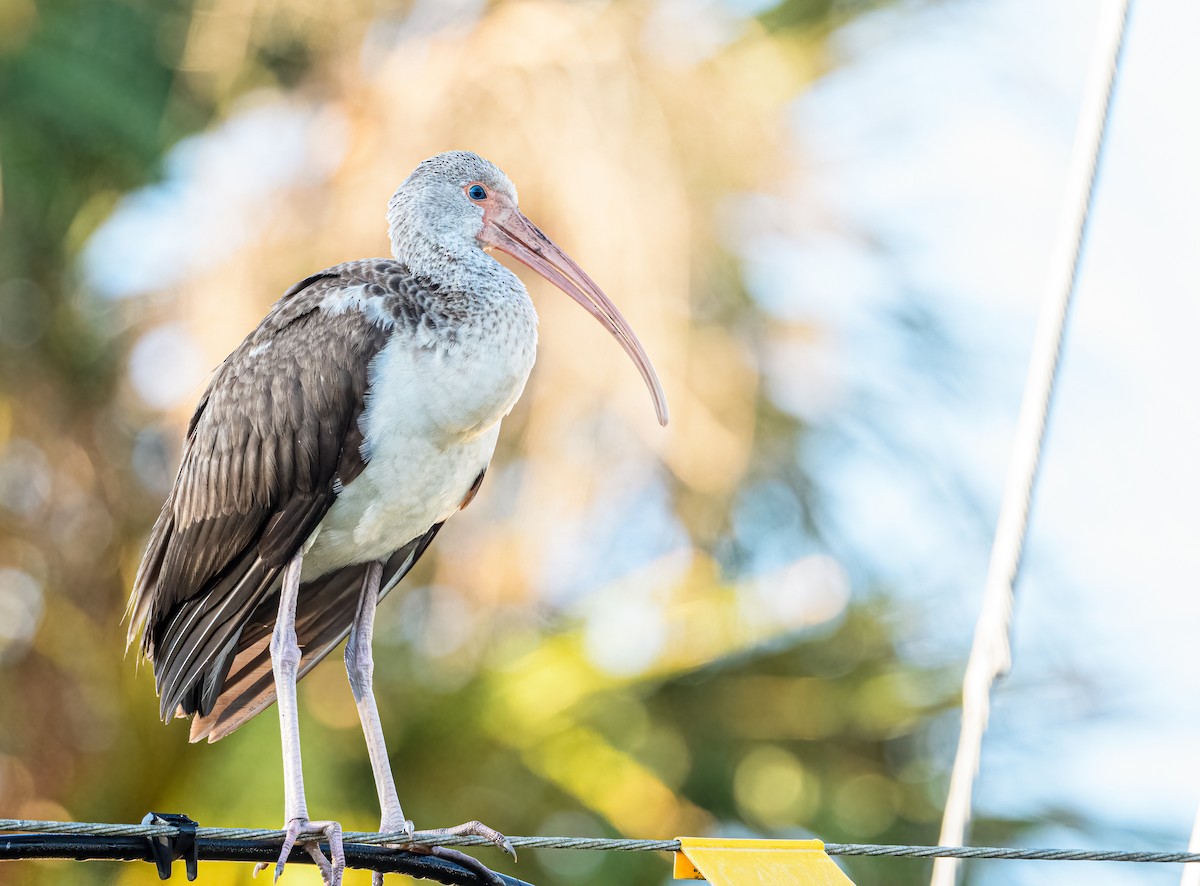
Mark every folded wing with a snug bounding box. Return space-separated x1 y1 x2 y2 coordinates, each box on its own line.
126 268 399 725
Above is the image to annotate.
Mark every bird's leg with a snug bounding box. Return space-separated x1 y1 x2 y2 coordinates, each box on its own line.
255 550 344 884
346 561 411 886
346 561 412 838
345 562 513 886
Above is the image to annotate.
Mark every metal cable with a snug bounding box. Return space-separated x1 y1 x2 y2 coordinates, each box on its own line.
931 2 1135 884
5 820 1200 866
827 844 1200 864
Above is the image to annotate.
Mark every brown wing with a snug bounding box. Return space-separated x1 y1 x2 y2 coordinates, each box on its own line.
188 523 444 743
126 267 393 722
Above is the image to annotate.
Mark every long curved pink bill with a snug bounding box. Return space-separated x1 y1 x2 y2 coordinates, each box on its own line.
483 210 669 426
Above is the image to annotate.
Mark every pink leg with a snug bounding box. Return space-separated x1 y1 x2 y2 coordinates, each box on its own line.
345 561 411 840
255 551 344 884
345 562 513 886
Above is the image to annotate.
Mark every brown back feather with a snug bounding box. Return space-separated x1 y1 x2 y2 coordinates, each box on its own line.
126 262 433 721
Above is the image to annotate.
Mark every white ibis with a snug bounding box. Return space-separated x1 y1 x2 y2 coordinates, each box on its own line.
124 151 668 885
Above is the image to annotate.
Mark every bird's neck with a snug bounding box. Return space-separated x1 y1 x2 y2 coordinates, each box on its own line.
392 229 524 301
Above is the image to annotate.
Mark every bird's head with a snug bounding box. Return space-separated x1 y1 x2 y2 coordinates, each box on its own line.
388 151 668 426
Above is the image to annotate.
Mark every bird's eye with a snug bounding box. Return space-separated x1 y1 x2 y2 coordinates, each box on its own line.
467 184 487 201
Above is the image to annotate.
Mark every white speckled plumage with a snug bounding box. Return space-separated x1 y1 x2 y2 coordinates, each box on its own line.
303 274 538 579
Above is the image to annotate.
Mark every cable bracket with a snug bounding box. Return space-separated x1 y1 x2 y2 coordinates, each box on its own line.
141 812 199 881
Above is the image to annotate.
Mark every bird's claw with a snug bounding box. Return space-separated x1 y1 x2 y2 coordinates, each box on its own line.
383 816 415 839
254 817 344 885
417 820 516 861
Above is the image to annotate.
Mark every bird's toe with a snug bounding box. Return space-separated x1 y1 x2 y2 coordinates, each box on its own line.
427 845 508 885
396 818 514 884
256 817 344 885
417 819 516 861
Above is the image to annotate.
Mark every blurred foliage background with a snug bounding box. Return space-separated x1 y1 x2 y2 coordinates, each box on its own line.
4 0 1172 884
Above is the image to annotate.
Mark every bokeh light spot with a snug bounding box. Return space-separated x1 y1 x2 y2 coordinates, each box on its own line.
0 439 51 518
733 745 819 827
0 568 44 664
583 593 667 677
833 773 898 836
129 324 206 409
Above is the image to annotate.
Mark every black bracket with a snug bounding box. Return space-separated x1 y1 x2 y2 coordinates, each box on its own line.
141 812 199 881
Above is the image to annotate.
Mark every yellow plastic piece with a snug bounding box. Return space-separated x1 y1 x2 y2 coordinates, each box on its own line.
673 837 857 885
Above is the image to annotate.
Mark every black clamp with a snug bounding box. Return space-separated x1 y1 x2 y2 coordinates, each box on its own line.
141 812 199 881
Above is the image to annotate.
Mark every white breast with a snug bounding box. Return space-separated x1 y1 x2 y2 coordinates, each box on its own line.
300 298 537 580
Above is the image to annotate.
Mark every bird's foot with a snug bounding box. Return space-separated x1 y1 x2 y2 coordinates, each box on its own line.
254 817 345 885
369 815 414 886
373 818 514 886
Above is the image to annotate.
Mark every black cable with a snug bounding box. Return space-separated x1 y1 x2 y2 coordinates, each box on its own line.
0 834 535 885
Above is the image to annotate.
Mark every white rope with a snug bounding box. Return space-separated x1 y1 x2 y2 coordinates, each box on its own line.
930 2 1134 884
1180 801 1200 886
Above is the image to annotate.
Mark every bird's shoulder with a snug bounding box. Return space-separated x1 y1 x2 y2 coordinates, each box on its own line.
175 263 420 524
193 261 427 420
260 259 460 343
